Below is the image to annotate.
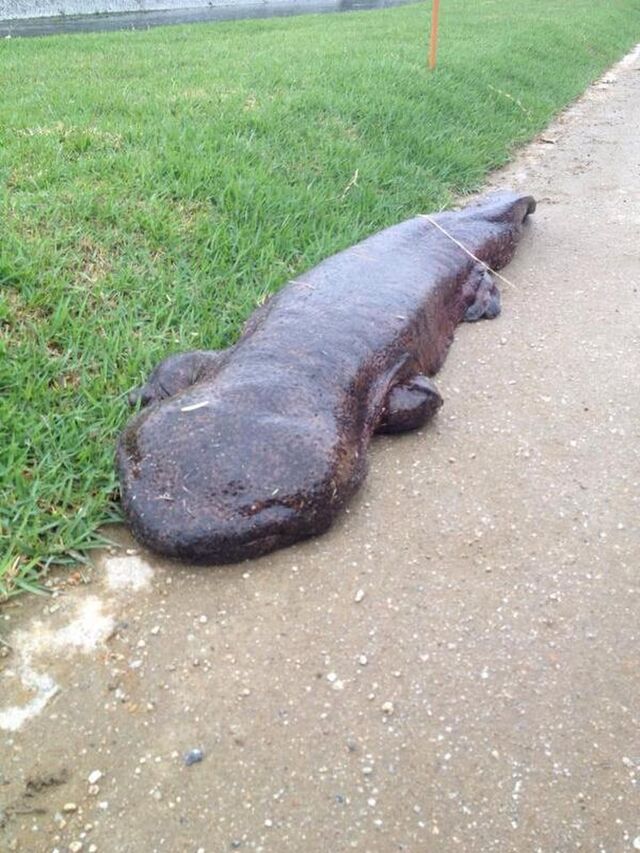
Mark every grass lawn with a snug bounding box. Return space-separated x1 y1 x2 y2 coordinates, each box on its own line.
1 0 639 596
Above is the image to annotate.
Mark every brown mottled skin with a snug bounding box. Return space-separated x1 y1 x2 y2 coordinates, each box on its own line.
116 191 535 563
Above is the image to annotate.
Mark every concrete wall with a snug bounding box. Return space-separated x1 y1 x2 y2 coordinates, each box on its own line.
1 0 309 20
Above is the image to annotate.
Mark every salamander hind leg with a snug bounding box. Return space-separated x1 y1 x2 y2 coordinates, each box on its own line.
376 375 443 434
128 349 225 407
465 271 501 322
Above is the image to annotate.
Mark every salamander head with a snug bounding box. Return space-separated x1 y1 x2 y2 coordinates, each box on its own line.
116 389 361 563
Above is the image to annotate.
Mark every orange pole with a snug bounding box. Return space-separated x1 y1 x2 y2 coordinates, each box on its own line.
429 0 440 70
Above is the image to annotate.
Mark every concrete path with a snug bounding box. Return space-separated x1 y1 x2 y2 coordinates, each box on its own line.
2 47 640 853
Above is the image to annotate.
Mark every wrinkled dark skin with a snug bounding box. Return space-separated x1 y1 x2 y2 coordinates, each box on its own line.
117 191 535 563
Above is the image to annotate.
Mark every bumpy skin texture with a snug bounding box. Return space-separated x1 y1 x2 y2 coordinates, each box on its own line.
117 191 535 563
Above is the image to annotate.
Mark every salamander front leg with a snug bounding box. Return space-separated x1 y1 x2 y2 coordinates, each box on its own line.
376 375 443 434
128 349 226 408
